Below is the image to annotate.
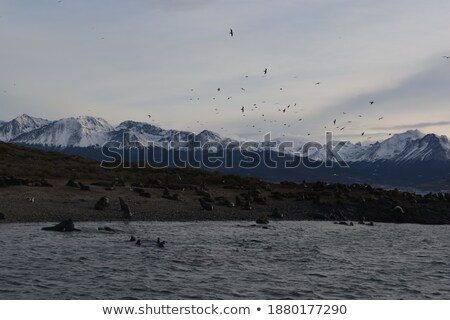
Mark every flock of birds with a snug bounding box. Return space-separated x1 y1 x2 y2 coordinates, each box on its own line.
168 28 400 141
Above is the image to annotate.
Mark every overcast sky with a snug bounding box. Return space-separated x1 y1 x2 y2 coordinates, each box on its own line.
1 0 449 143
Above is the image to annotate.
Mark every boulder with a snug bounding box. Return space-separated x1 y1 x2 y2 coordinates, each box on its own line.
66 179 80 188
199 198 213 211
94 196 110 210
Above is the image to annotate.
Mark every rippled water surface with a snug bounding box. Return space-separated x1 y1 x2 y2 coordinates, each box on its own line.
0 221 449 299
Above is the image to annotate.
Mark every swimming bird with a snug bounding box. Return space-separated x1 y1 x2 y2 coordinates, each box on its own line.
157 237 166 248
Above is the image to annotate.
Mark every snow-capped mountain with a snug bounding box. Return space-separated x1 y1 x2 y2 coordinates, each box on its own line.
12 116 114 148
109 120 192 148
2 114 449 163
0 114 51 142
356 130 425 162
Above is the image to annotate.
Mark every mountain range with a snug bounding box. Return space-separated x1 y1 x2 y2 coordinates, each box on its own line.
1 114 449 191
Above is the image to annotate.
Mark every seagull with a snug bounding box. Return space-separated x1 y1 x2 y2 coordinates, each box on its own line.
361 132 365 136
230 29 233 37
241 106 245 113
369 101 374 104
264 68 267 75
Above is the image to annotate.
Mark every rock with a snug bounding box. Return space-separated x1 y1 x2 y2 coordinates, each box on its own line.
66 179 80 188
199 198 213 211
79 182 90 191
42 219 80 232
269 208 283 219
94 197 110 210
256 215 269 224
0 212 5 220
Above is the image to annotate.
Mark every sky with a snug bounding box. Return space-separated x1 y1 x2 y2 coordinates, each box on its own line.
1 0 450 143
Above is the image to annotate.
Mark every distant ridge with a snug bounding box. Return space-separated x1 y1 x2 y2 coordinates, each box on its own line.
1 114 449 163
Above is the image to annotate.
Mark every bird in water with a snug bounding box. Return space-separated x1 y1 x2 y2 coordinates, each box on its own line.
157 237 166 248
129 235 136 242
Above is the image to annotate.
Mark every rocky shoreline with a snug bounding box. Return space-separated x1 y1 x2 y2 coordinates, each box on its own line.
0 177 449 225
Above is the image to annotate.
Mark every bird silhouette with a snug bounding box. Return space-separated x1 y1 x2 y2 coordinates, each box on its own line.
241 106 245 113
369 101 374 104
333 119 336 125
361 132 365 136
230 29 233 37
315 82 320 85
264 68 267 75
378 117 384 120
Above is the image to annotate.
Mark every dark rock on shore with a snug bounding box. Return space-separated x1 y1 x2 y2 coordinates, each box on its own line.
94 196 110 210
66 179 80 188
42 219 80 232
199 198 213 211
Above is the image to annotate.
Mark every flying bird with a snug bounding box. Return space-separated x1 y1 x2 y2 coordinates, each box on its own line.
369 101 374 104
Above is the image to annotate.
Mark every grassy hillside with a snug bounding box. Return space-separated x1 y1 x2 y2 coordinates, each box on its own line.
0 142 259 186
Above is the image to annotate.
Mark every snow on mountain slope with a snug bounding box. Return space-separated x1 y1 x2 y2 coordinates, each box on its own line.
0 114 51 142
109 121 192 148
12 116 114 147
356 130 425 162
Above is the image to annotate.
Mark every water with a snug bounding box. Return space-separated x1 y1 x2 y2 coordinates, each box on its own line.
0 221 449 299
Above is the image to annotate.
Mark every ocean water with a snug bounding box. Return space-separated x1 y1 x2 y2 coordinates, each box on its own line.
0 221 449 299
